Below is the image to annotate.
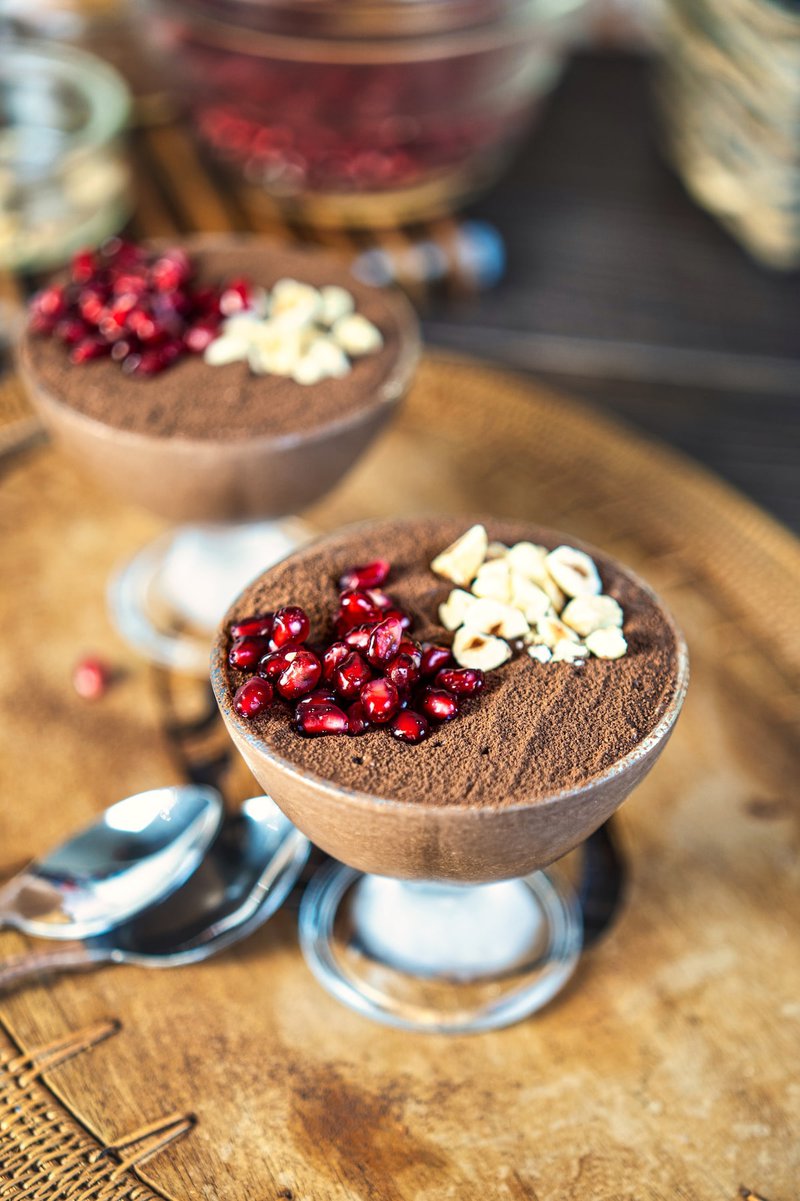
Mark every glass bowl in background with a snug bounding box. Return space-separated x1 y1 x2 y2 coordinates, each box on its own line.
0 39 131 272
150 0 584 227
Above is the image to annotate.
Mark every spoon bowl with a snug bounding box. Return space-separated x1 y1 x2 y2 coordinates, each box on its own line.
0 796 311 994
0 785 223 940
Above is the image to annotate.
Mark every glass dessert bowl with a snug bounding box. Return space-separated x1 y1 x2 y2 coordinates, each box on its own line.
211 516 689 1032
150 0 584 227
17 234 419 672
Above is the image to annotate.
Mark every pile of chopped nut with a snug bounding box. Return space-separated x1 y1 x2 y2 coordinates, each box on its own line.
430 524 628 671
204 278 383 385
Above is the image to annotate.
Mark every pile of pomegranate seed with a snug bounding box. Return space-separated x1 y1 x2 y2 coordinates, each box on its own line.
228 559 486 746
27 238 258 377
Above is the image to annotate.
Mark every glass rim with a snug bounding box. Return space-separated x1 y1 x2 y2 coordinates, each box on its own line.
0 37 131 161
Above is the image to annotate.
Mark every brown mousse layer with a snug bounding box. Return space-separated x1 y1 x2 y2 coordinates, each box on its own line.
20 236 409 442
223 517 681 809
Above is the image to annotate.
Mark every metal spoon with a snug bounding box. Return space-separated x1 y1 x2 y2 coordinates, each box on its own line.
0 796 310 994
0 785 223 941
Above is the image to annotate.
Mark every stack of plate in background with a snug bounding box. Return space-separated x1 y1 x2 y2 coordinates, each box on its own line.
657 0 800 270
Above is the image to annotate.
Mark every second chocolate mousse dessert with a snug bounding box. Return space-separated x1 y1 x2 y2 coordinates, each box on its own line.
18 235 419 521
213 516 688 881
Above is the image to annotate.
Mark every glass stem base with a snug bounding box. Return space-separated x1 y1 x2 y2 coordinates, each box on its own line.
299 864 582 1034
108 517 313 675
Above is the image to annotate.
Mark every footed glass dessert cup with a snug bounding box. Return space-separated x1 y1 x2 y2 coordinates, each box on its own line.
17 235 419 674
210 517 689 1033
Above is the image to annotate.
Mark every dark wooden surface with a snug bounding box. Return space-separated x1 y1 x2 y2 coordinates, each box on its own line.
426 52 800 531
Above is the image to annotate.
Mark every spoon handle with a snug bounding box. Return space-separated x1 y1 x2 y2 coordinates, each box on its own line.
0 944 106 994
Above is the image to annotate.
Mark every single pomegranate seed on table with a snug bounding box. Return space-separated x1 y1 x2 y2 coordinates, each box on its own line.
229 635 270 670
420 687 459 723
334 651 373 700
346 700 371 735
72 656 111 700
420 644 453 677
366 615 403 667
234 676 274 717
338 559 391 592
386 652 419 693
230 613 273 640
276 648 322 700
322 641 351 680
360 678 400 724
434 667 485 697
390 710 429 745
295 703 350 736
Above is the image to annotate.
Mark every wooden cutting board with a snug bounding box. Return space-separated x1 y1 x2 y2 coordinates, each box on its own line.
1 354 799 1201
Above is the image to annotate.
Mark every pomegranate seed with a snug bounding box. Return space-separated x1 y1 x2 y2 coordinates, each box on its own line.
435 667 485 697
150 249 191 292
72 656 111 700
70 337 109 363
183 320 219 353
386 652 419 693
360 678 400 724
295 703 349 736
322 641 350 681
127 307 159 342
229 635 270 670
234 676 274 717
219 277 255 316
276 648 321 700
295 689 338 722
420 645 453 677
71 250 96 284
55 318 91 346
334 651 372 700
271 605 310 648
32 285 68 321
343 624 375 651
420 687 459 723
337 589 381 630
365 588 395 611
78 289 106 324
259 646 300 680
111 338 136 363
398 639 423 668
338 559 391 591
346 700 371 735
230 613 273 640
367 615 404 667
390 710 429 744
383 607 412 631
113 273 148 297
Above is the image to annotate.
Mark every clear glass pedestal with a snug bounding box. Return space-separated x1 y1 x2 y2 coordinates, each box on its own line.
108 517 312 674
299 862 582 1034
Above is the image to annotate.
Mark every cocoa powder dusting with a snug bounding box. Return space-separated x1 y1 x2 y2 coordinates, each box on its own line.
22 238 407 442
224 517 682 808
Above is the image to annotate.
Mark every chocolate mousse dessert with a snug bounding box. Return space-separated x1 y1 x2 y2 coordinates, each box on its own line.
17 235 419 521
216 517 684 810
